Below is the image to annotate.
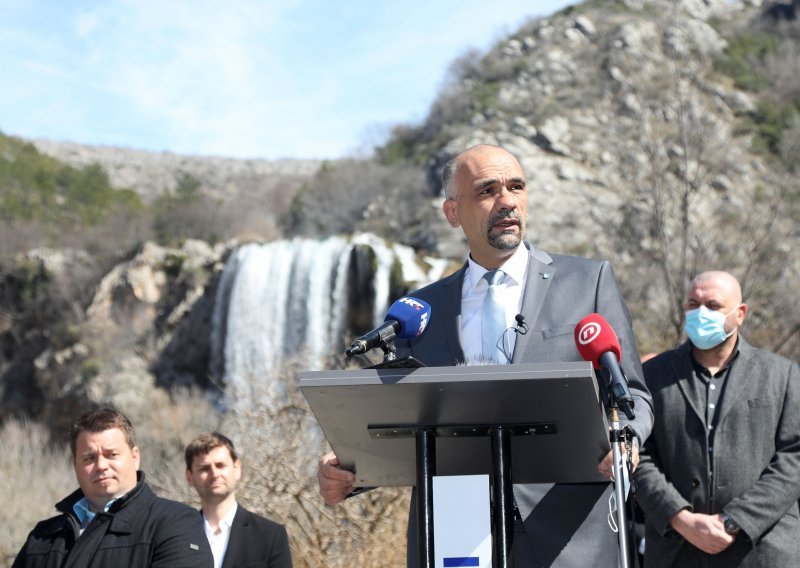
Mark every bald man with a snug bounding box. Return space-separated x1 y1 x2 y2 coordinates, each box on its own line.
634 271 800 567
319 144 653 567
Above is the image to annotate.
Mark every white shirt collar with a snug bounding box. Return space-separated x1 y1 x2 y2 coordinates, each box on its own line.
204 500 238 533
221 501 238 528
465 243 529 291
203 502 238 568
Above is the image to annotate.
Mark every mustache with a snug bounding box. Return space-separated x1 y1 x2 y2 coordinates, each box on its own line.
487 210 522 229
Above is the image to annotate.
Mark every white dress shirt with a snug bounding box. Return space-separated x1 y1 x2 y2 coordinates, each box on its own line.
203 501 238 568
461 244 529 365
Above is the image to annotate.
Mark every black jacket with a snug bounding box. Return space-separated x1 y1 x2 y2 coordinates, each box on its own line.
13 472 213 568
220 505 292 568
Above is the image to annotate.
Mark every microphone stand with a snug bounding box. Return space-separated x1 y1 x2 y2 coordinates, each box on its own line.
608 401 632 568
364 333 427 370
379 335 397 362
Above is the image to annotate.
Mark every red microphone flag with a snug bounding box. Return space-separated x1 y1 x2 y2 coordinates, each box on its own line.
574 313 622 369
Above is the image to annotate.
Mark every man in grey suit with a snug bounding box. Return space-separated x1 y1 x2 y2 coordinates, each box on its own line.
318 144 653 566
634 271 800 567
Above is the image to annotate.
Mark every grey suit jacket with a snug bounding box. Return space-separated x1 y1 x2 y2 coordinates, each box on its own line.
634 338 800 568
220 505 292 568
397 243 653 567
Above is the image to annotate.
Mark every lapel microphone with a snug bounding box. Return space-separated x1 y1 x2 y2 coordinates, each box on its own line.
514 314 529 335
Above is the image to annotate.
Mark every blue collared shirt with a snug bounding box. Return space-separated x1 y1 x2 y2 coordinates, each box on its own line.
72 496 123 533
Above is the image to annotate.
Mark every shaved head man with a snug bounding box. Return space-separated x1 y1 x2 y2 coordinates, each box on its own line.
635 271 800 567
318 144 654 567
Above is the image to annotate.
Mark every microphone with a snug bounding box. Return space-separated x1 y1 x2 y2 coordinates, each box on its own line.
345 296 431 357
574 313 635 420
514 314 529 335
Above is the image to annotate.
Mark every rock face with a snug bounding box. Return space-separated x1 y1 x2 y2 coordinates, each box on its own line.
1 240 230 430
28 138 322 202
428 0 752 258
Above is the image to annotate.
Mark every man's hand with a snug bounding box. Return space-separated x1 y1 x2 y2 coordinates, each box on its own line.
670 510 735 554
318 452 356 506
597 439 639 480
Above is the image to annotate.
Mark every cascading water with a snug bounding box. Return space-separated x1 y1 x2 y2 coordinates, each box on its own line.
210 233 447 406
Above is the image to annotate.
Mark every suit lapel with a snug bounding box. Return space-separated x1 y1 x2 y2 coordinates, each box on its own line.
673 343 707 424
714 338 755 426
440 263 467 364
511 245 554 363
220 505 246 568
674 339 755 428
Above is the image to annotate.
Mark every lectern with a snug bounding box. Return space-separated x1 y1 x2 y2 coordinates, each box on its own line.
301 362 610 568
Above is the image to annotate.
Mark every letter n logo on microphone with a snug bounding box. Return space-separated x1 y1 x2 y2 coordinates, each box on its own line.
577 321 602 345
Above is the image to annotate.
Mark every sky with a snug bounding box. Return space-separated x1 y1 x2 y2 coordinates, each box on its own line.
1 1 574 160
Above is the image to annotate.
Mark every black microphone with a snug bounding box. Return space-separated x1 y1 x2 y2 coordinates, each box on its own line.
514 314 529 335
345 297 432 357
346 321 399 357
574 313 635 420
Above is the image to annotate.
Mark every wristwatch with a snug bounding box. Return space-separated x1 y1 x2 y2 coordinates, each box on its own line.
721 513 741 536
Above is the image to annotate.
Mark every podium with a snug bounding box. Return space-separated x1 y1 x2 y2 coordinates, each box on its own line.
301 362 611 568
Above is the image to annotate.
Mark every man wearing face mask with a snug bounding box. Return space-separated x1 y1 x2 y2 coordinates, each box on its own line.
634 270 800 567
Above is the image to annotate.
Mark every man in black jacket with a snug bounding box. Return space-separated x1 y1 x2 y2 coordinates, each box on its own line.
13 408 212 568
185 432 292 568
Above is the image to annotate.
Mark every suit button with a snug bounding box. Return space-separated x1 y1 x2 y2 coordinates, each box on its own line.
692 479 701 488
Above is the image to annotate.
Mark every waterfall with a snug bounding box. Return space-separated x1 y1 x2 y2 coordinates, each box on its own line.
210 234 447 405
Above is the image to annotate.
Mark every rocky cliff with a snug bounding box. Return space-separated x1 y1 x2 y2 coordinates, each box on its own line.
29 138 322 201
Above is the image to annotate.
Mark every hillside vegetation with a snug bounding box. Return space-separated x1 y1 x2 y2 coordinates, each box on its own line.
0 132 313 265
0 135 142 224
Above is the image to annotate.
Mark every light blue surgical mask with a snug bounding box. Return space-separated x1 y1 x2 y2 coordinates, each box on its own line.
684 305 737 350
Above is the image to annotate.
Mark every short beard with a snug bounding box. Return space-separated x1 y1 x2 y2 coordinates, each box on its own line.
487 211 523 250
199 488 232 506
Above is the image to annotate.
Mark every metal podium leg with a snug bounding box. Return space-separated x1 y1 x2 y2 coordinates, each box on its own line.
491 426 514 568
416 428 436 568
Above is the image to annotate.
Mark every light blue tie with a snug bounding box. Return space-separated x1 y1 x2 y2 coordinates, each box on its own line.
482 270 507 364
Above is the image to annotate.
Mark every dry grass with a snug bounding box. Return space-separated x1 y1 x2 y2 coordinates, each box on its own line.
0 420 75 567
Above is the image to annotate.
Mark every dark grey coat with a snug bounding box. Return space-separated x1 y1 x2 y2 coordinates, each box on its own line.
635 339 800 567
398 243 653 567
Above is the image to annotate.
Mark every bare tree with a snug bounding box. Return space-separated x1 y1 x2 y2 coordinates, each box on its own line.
608 6 799 358
214 357 409 567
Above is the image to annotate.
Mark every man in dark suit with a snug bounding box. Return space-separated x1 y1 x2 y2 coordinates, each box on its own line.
634 271 800 567
318 144 653 567
185 432 292 568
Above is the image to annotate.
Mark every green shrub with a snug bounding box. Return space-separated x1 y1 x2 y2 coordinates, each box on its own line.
161 253 187 279
4 259 50 310
0 133 143 228
715 32 779 91
744 100 800 156
80 358 102 379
